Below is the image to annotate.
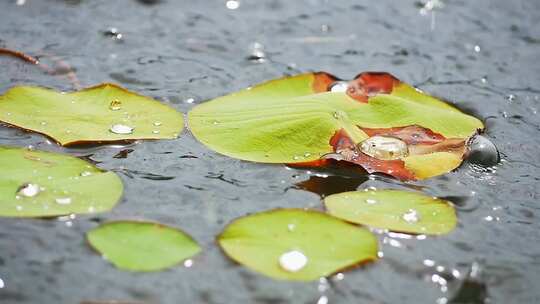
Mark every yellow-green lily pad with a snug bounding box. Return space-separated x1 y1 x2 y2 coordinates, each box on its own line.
217 209 378 281
188 72 483 180
0 145 122 217
87 221 201 272
324 190 457 235
0 83 183 146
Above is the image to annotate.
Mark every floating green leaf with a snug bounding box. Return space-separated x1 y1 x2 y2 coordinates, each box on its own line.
189 72 483 180
0 146 122 217
324 190 457 235
87 221 201 272
218 209 378 281
0 83 183 146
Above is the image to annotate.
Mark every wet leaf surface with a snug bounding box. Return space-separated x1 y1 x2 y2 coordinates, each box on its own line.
87 221 201 272
0 83 183 146
189 72 483 180
0 145 122 217
217 209 378 281
324 189 457 235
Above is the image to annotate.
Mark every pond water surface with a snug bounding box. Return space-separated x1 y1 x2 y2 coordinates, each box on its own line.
0 0 539 303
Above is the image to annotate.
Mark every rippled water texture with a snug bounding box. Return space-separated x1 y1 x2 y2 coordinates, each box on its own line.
1 0 540 303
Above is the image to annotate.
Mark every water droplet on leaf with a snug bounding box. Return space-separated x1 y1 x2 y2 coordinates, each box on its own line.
110 124 134 134
17 183 41 197
359 136 409 160
55 197 72 205
329 81 349 93
109 99 122 111
279 250 307 272
402 209 420 223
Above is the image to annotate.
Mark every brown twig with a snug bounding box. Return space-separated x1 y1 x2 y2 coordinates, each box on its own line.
0 47 81 89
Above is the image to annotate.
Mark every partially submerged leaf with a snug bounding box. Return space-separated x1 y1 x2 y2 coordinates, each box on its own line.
189 72 483 180
0 145 122 217
324 190 457 235
87 221 201 272
218 209 378 281
0 83 184 145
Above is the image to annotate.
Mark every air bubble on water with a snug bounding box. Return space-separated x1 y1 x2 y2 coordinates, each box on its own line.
359 136 409 160
184 98 195 104
55 197 72 205
109 99 122 111
110 124 134 134
329 81 349 93
184 259 194 267
506 94 516 102
402 209 420 223
17 183 41 197
467 134 499 167
225 0 240 9
474 45 481 52
279 250 307 272
247 42 266 62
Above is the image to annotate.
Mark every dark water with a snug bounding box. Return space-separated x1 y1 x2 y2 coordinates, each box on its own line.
1 0 540 303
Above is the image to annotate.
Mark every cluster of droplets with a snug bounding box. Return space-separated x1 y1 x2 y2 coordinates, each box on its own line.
106 99 164 136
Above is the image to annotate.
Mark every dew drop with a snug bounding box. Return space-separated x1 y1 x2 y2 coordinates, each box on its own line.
152 130 160 134
110 124 134 134
303 152 311 158
55 197 72 205
153 121 162 126
109 99 122 111
329 81 349 93
40 121 47 126
17 183 41 197
279 250 307 272
402 209 420 223
359 136 408 160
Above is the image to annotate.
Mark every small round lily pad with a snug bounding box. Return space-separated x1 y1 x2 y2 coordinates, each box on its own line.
0 145 122 217
324 190 457 235
87 221 201 272
218 209 378 281
0 83 184 145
